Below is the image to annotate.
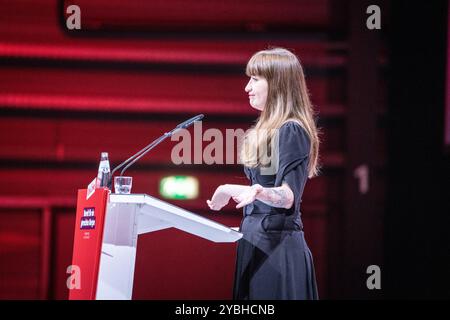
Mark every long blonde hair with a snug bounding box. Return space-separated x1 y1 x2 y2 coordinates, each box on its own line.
240 48 320 178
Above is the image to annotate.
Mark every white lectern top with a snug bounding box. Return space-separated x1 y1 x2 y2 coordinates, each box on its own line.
109 193 242 242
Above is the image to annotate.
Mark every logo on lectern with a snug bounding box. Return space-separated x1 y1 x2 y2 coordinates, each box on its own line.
80 207 96 229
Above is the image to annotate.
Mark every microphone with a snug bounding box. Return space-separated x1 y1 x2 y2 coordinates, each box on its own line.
176 114 204 129
110 114 204 182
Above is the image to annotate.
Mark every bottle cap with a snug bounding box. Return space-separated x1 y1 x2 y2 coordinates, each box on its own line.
101 152 108 158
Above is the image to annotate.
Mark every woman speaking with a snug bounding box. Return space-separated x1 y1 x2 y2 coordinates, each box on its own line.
207 47 320 300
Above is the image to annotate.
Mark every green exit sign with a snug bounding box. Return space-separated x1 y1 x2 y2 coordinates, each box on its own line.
159 176 199 200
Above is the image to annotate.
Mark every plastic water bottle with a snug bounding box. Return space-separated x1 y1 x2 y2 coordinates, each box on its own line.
96 152 111 188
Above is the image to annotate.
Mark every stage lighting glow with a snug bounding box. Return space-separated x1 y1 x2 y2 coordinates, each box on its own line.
159 176 199 200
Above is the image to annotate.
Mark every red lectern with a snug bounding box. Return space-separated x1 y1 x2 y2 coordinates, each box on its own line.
69 188 109 300
69 189 242 300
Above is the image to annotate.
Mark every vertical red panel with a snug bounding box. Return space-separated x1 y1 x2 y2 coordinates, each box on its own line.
133 213 240 299
68 189 108 300
0 210 41 299
52 209 76 300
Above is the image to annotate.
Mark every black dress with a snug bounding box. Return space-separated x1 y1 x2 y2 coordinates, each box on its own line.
233 121 319 300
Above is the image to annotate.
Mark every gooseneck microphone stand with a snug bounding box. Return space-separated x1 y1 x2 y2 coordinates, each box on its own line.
108 114 204 188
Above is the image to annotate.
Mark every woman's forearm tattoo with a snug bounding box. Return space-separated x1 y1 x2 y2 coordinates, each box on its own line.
257 187 290 208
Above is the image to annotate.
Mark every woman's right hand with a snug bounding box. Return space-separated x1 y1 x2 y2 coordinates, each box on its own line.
207 185 232 211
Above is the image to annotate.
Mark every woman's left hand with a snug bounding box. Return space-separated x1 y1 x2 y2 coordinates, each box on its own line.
233 184 263 209
207 185 232 211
